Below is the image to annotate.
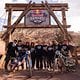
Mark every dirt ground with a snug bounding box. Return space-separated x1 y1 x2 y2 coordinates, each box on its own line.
0 53 80 80
0 61 80 80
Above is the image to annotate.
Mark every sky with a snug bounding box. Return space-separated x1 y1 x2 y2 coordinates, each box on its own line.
0 0 80 32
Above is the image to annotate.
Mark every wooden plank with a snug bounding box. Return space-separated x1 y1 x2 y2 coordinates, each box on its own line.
6 8 12 46
5 3 68 11
3 24 71 28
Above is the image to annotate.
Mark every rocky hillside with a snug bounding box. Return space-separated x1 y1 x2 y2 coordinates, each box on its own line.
0 29 80 45
12 28 57 43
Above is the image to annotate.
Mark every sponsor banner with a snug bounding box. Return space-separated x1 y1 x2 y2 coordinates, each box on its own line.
25 10 50 26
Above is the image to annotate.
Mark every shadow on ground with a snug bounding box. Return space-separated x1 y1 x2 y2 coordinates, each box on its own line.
0 64 80 80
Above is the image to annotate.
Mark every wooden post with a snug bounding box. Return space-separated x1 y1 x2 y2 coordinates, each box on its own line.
62 7 67 26
5 8 12 48
8 9 12 26
62 7 67 40
8 8 12 42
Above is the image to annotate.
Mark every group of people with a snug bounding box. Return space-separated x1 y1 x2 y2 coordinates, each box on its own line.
4 39 72 71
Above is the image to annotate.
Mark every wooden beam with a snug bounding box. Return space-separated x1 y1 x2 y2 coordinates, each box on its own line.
61 8 72 41
7 9 12 26
5 3 68 11
62 7 67 26
3 24 71 28
61 7 72 41
42 1 71 41
1 1 32 40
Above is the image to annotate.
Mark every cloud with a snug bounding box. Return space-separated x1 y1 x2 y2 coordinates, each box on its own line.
68 0 80 16
67 16 80 32
66 0 80 32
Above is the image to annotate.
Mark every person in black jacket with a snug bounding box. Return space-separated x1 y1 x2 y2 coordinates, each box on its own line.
47 42 54 69
35 42 43 70
5 41 17 71
42 42 47 69
16 40 24 70
30 42 35 69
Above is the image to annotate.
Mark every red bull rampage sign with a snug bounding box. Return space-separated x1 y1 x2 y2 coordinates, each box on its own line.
25 10 50 26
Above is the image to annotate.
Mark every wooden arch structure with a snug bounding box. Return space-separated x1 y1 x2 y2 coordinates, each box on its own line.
1 1 71 42
0 1 79 65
